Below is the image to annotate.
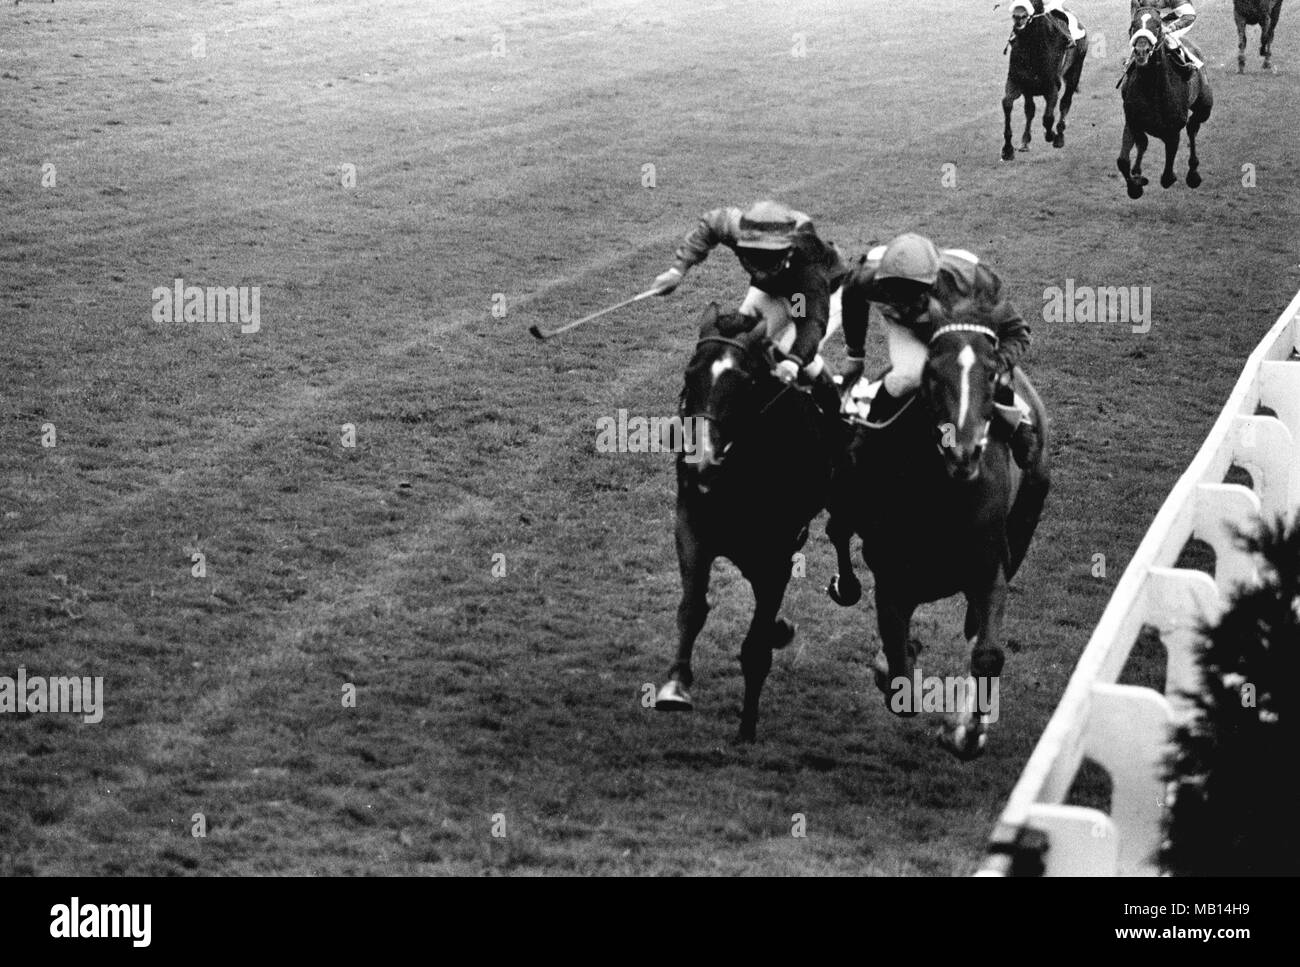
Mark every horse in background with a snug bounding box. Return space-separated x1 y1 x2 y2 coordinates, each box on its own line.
1235 0 1285 72
1001 0 1089 160
826 306 1050 759
654 304 837 743
1117 6 1213 198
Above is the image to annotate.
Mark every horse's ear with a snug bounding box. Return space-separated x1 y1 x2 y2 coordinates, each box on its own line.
698 302 721 335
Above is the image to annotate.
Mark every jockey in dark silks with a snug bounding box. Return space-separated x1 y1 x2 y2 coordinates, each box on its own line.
836 233 1039 468
653 200 852 421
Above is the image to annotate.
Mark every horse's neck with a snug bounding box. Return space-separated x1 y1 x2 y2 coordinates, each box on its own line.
1014 21 1063 71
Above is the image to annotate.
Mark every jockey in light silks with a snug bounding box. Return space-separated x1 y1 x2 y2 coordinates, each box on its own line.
1129 0 1203 71
653 200 852 421
836 233 1038 467
1007 0 1082 47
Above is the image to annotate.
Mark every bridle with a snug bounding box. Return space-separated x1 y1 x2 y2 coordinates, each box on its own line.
681 334 796 446
927 323 1000 459
930 323 999 345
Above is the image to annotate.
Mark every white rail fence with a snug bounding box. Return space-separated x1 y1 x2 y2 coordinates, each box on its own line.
979 287 1300 876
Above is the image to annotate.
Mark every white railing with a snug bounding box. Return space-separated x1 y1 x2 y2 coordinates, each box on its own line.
979 287 1300 876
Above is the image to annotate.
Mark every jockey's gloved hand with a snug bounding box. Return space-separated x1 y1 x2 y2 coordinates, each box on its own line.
652 267 683 294
774 359 800 384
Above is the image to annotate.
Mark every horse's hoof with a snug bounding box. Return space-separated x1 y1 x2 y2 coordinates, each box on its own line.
735 725 756 744
1001 145 1015 161
1053 134 1064 148
871 652 892 695
938 722 988 761
770 617 796 650
1137 176 1149 185
1127 182 1144 199
1186 170 1202 189
1018 144 1030 152
1161 172 1177 188
654 680 693 711
827 574 861 607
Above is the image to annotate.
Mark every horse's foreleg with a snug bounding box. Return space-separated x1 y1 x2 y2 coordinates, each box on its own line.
656 515 713 710
1160 132 1181 189
874 585 919 717
737 560 795 742
1020 96 1035 151
941 570 1008 760
1236 15 1249 72
1001 86 1018 161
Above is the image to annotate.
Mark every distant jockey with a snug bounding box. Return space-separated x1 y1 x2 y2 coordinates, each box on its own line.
653 200 852 421
1007 0 1083 47
1130 0 1204 72
837 233 1038 467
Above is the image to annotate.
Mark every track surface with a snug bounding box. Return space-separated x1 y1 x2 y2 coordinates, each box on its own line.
1 0 1298 874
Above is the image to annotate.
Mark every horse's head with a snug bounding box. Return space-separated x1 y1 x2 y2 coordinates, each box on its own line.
1130 7 1165 66
679 303 774 491
922 307 1004 483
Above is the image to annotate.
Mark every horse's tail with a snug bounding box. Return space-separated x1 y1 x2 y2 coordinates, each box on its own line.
1005 369 1050 580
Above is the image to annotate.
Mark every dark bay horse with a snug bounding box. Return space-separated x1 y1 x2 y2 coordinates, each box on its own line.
654 304 837 742
825 310 1050 759
1235 0 1285 72
1001 0 1088 160
1118 7 1213 199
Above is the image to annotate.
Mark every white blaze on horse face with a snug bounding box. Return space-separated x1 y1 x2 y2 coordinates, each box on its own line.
710 355 736 382
957 345 976 431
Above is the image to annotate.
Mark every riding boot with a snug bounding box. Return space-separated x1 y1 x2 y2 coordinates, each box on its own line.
1011 420 1039 470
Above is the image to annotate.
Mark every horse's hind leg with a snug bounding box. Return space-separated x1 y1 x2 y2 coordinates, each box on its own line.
1001 84 1019 161
737 559 796 743
1160 132 1181 189
1264 5 1282 70
1117 123 1146 199
656 517 713 711
873 585 919 716
1237 14 1248 72
1186 110 1206 189
1054 49 1085 147
1020 96 1036 151
1043 82 1060 144
826 513 862 607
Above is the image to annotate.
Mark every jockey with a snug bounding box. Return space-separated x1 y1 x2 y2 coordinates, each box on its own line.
653 200 851 421
1008 0 1078 46
1130 0 1203 71
837 233 1038 467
